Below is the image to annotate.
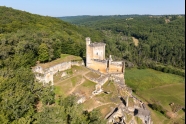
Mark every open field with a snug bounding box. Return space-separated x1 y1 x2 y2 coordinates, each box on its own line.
125 68 184 91
125 68 185 124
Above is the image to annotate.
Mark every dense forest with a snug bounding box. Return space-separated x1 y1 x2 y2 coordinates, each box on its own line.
0 6 106 123
60 15 185 76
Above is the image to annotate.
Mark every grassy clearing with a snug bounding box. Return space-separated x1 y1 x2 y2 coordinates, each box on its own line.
125 68 184 91
83 98 97 110
147 105 170 124
125 68 185 123
71 65 89 74
95 103 117 118
54 77 73 97
102 81 117 92
70 75 82 86
100 81 121 103
54 85 64 96
74 79 95 97
53 69 73 84
139 83 185 110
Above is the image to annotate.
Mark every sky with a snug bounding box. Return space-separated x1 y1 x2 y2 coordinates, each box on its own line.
0 0 185 17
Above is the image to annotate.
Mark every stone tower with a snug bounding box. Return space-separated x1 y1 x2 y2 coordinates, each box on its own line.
85 37 124 74
86 37 91 67
86 37 106 68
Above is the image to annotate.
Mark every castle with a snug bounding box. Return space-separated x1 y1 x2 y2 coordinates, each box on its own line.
32 37 152 124
86 37 125 74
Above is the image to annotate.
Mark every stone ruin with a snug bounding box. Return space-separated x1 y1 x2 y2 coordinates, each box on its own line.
103 84 153 124
84 37 153 124
32 59 84 85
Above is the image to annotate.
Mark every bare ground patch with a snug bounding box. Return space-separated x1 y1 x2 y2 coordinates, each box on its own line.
132 37 139 46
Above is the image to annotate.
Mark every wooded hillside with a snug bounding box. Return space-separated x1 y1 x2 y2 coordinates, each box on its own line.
60 15 185 76
0 6 105 123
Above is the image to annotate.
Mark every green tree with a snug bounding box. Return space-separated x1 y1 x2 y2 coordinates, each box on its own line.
38 43 49 62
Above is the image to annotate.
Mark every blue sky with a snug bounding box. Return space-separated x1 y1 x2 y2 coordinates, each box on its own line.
0 0 185 17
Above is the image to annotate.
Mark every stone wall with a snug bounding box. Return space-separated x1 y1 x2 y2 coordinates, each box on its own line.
48 61 71 74
35 72 53 85
108 61 124 73
71 60 84 66
33 60 84 85
92 46 105 60
87 60 107 73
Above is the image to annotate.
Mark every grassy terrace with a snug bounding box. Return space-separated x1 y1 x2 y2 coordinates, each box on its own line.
37 54 82 69
53 61 184 123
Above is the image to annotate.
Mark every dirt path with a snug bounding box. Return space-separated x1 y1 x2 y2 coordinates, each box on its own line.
87 102 118 112
54 68 90 85
68 77 85 95
66 70 90 95
132 115 138 124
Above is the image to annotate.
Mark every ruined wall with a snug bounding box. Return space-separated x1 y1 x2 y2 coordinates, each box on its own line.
33 60 84 85
48 62 71 74
34 66 44 74
71 60 85 66
92 46 105 60
108 61 124 73
88 60 107 73
35 72 53 85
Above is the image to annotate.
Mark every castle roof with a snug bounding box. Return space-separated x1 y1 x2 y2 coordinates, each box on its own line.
89 42 106 47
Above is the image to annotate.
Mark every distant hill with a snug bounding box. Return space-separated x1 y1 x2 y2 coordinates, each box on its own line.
59 15 146 25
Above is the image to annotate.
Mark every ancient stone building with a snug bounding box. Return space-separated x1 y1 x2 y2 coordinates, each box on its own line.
86 37 125 74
